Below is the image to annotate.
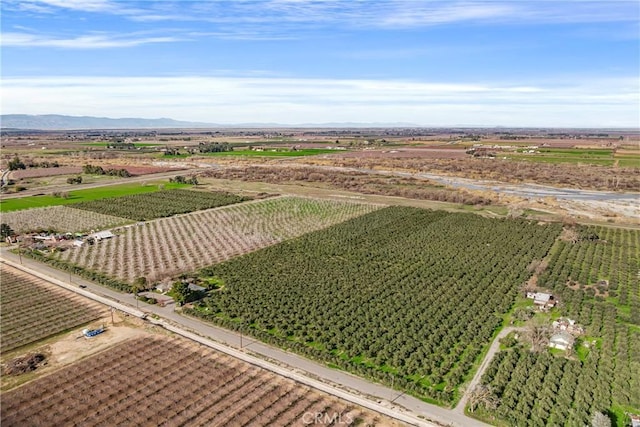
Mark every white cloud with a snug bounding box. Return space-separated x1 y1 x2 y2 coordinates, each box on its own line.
5 1 639 28
380 2 515 27
1 31 184 48
2 76 638 127
31 0 115 12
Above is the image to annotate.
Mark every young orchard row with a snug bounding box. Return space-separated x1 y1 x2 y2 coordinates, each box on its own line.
1 336 398 426
188 207 561 405
74 188 249 220
0 265 105 353
1 206 128 234
55 197 381 284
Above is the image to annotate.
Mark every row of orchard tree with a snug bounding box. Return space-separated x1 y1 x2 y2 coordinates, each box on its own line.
188 207 561 404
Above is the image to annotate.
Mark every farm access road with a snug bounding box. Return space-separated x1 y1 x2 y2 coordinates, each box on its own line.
0 249 490 427
453 327 523 416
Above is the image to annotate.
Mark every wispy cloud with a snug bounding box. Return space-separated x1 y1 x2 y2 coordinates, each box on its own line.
380 2 515 27
5 1 639 27
3 75 637 127
28 0 116 12
1 31 184 48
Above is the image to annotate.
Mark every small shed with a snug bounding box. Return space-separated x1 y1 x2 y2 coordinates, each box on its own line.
526 292 556 309
90 230 115 241
549 331 575 351
188 283 206 292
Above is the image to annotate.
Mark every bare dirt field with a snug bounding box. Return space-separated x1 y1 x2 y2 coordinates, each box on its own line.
1 335 401 426
1 316 148 391
9 167 82 179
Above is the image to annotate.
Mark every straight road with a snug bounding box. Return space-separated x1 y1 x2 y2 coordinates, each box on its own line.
0 247 488 427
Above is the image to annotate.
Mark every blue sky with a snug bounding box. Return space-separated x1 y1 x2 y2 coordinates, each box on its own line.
1 0 639 127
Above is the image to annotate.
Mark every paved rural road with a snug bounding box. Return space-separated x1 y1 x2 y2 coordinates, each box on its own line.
453 326 523 416
1 248 489 427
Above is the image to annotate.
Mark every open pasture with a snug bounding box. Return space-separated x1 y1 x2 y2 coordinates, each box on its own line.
203 148 339 157
0 182 189 212
331 147 468 160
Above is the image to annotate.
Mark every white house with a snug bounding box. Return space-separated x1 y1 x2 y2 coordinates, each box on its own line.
549 331 575 351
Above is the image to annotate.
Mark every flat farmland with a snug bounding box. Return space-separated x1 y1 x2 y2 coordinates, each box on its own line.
332 147 468 159
0 265 105 354
1 205 128 233
55 196 381 283
0 336 400 426
9 166 82 179
0 182 189 212
112 164 185 175
189 207 562 404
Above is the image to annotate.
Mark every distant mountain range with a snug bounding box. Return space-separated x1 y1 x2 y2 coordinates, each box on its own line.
0 114 420 130
0 114 216 130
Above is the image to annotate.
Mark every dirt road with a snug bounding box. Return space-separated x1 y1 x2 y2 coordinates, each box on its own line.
454 326 523 416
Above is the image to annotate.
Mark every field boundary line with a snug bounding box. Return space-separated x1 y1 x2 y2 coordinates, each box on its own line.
0 257 441 427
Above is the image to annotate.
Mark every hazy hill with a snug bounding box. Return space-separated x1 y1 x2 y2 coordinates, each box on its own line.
0 114 217 130
0 114 420 130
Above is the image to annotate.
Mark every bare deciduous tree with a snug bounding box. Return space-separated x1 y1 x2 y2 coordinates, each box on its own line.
526 319 552 352
467 385 499 413
591 412 611 427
